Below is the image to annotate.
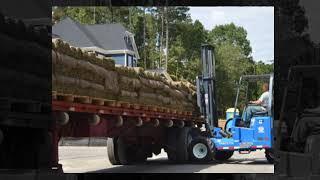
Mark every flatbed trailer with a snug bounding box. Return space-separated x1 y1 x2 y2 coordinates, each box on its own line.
52 94 204 166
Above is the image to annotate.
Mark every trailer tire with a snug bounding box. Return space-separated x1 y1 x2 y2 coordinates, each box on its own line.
176 127 190 162
117 137 131 165
166 128 177 161
188 137 212 162
107 137 120 165
166 127 200 162
116 137 148 165
176 127 199 163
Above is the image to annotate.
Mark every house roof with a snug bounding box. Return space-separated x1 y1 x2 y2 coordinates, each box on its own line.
52 17 137 55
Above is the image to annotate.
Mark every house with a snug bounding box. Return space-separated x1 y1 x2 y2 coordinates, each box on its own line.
52 17 140 67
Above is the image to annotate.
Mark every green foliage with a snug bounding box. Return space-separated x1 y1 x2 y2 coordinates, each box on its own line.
209 23 252 57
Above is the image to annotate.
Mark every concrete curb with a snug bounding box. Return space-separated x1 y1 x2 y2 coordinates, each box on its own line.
59 137 108 146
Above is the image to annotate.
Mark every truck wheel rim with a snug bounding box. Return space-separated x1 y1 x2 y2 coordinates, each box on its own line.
193 143 208 159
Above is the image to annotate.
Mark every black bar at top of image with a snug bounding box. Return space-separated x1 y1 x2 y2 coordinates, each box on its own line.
52 0 274 7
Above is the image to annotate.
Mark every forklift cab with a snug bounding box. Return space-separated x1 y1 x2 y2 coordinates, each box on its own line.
231 74 274 128
215 74 274 160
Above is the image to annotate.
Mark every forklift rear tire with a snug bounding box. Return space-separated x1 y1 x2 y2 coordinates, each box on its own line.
224 118 234 133
212 149 234 161
188 137 212 162
107 137 120 165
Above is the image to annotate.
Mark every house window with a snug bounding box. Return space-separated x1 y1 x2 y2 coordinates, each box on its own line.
127 54 135 67
112 54 126 66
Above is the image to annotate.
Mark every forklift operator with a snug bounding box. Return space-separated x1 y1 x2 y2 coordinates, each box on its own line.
242 83 269 124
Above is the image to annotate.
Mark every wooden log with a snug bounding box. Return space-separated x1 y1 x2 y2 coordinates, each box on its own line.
120 101 130 108
56 93 74 102
104 100 116 107
74 95 92 104
141 105 149 111
132 103 141 110
92 98 105 106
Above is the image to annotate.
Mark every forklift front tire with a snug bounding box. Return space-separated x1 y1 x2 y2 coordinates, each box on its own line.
188 137 212 163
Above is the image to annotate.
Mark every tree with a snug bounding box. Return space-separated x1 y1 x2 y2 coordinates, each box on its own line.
214 42 253 111
208 23 252 57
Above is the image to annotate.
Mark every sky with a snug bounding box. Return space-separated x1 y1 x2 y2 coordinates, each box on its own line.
189 7 274 63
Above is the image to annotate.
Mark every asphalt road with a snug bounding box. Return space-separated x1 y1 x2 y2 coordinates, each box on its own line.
59 146 274 173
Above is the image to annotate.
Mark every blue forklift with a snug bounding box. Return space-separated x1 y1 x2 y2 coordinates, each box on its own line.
189 44 274 163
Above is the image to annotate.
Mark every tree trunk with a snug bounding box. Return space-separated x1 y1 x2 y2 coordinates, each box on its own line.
93 7 96 24
160 7 164 69
128 7 132 31
143 7 147 69
109 1 113 23
165 6 169 72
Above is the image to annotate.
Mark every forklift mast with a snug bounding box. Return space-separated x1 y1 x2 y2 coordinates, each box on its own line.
196 44 219 133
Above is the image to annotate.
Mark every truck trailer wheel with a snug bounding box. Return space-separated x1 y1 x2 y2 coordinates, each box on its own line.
166 127 200 163
166 128 178 161
176 127 193 162
117 137 131 165
116 137 148 165
188 137 212 162
107 137 120 165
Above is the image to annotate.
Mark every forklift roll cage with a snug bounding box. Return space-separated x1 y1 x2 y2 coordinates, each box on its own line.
234 74 274 118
